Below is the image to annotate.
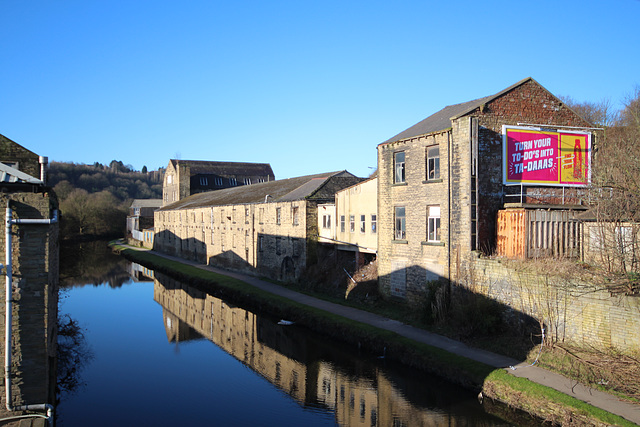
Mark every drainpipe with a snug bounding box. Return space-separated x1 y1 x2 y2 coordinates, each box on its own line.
4 206 57 425
447 130 452 294
39 156 48 185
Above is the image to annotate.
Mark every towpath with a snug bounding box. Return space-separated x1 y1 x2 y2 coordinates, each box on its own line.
124 245 640 425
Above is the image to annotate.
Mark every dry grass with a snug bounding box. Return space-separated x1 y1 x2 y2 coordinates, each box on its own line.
538 344 640 402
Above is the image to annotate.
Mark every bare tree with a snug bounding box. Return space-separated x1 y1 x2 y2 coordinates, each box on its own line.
579 88 640 290
560 95 618 127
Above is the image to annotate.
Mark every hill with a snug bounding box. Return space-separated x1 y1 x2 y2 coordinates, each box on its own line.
48 161 164 239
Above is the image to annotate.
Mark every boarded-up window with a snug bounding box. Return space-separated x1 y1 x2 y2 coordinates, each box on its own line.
390 260 406 298
292 238 302 257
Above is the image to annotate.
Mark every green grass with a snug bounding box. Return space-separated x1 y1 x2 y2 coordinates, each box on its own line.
486 370 639 426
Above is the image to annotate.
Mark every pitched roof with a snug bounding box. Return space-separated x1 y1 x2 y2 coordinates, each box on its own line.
130 199 163 209
159 171 360 210
169 159 274 178
381 77 539 144
0 161 42 184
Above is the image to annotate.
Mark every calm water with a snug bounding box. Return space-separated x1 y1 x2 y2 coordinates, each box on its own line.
56 243 518 426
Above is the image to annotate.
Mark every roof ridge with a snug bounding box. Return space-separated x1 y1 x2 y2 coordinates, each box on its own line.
380 77 537 145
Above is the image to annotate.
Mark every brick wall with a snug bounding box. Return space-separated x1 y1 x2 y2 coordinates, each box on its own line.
468 257 639 352
473 79 591 251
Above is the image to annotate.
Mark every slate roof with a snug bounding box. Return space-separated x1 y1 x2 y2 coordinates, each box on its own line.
159 171 361 211
130 199 163 209
381 77 538 144
169 159 275 178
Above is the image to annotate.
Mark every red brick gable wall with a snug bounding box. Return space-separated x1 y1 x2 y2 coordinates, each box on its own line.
459 79 593 254
477 79 591 129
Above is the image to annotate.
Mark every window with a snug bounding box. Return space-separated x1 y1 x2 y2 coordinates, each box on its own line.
360 215 366 233
244 178 251 185
230 177 237 186
394 206 406 240
292 206 299 226
427 146 440 180
167 174 173 184
340 215 345 233
349 215 355 233
292 238 302 256
259 208 264 224
322 214 331 229
371 214 377 234
215 177 223 186
276 207 281 225
258 235 264 251
394 151 405 183
428 206 441 242
200 177 208 186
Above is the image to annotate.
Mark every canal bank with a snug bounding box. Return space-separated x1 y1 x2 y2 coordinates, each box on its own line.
113 242 640 426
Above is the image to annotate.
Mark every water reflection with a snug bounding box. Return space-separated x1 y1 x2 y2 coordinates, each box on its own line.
60 240 131 289
153 270 507 426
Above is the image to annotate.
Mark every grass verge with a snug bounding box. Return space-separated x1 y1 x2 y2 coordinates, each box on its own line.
112 242 638 426
484 370 638 426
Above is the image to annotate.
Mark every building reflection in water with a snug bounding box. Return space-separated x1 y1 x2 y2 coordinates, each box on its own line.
153 271 497 427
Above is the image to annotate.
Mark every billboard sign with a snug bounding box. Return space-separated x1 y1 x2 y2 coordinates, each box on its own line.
502 125 591 187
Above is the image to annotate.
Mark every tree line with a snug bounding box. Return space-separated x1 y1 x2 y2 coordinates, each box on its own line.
49 161 164 240
563 86 640 290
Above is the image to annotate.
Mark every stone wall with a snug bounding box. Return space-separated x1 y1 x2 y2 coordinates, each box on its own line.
377 131 450 300
154 199 312 282
0 191 59 416
0 134 42 180
378 79 598 301
468 256 639 352
162 160 185 205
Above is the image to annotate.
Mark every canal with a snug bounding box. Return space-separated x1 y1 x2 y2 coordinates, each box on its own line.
56 242 521 426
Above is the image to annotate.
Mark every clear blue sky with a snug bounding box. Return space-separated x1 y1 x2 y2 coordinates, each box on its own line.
1 0 638 179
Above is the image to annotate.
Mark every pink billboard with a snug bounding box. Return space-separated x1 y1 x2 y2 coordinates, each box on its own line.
502 125 591 187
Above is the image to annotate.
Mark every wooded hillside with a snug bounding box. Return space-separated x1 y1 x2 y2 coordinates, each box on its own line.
49 161 164 239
